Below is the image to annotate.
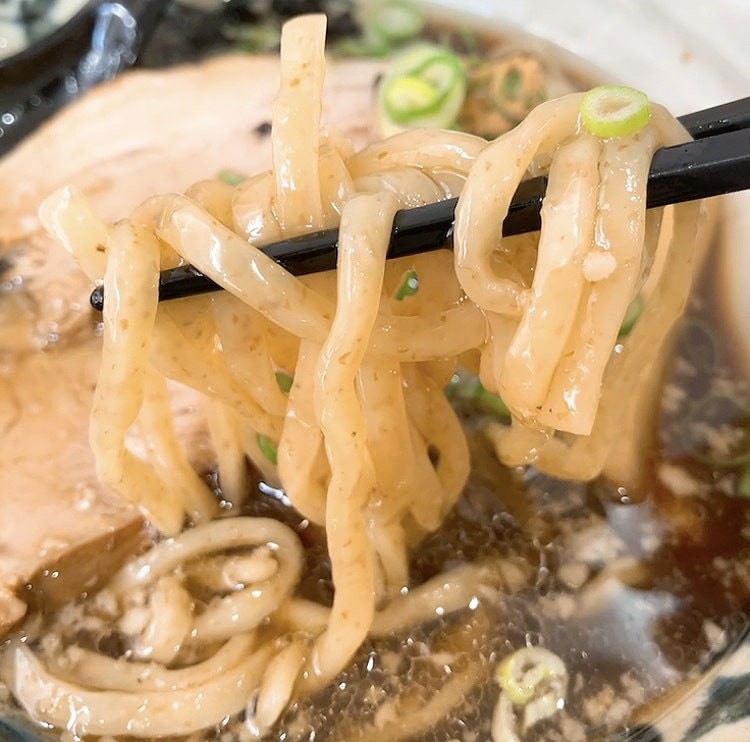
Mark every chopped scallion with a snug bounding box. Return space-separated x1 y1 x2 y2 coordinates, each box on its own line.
395 269 419 300
385 76 441 122
618 295 644 338
495 646 567 706
444 369 511 422
217 170 247 186
370 0 425 45
476 386 511 421
222 21 280 54
580 85 651 139
275 371 293 393
257 434 278 465
377 43 466 136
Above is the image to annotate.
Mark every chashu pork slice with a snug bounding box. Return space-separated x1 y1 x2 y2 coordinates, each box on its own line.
0 52 384 636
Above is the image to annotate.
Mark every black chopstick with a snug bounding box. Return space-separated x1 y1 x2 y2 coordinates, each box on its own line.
677 96 750 140
90 97 750 312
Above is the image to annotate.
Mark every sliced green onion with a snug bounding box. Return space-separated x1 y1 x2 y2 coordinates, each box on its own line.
370 0 424 45
257 434 278 465
445 370 482 400
223 21 281 54
384 76 440 122
217 170 246 186
496 646 567 706
275 371 293 393
382 49 465 123
580 85 651 139
444 369 511 422
395 269 419 300
377 43 466 136
476 386 511 421
618 295 644 338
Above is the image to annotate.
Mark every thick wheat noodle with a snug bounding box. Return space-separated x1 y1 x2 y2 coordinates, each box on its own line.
275 562 502 638
107 517 301 591
309 190 401 682
157 201 335 340
347 128 487 177
334 609 493 742
403 364 470 519
38 185 109 280
232 170 283 241
89 220 186 535
454 94 584 318
370 511 410 600
537 128 659 434
317 141 356 221
355 165 445 205
157 196 489 360
272 13 326 232
203 398 249 508
6 11 709 741
210 292 289 418
276 341 328 524
140 368 217 523
359 357 417 519
8 642 274 738
251 636 308 734
185 178 236 227
346 661 484 742
404 421 446 532
137 575 193 663
532 200 702 479
47 634 256 692
498 134 601 415
488 106 702 478
152 302 283 438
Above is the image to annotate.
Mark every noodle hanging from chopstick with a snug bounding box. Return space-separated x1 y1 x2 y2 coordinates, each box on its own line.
2 12 709 739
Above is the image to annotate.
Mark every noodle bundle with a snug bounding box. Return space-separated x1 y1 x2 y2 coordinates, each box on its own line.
1 13 707 739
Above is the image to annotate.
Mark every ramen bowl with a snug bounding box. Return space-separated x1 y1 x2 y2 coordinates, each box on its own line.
0 1 748 740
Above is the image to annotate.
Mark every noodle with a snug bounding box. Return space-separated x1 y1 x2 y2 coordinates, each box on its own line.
2 11 708 740
309 189 401 682
8 642 274 737
48 634 257 693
